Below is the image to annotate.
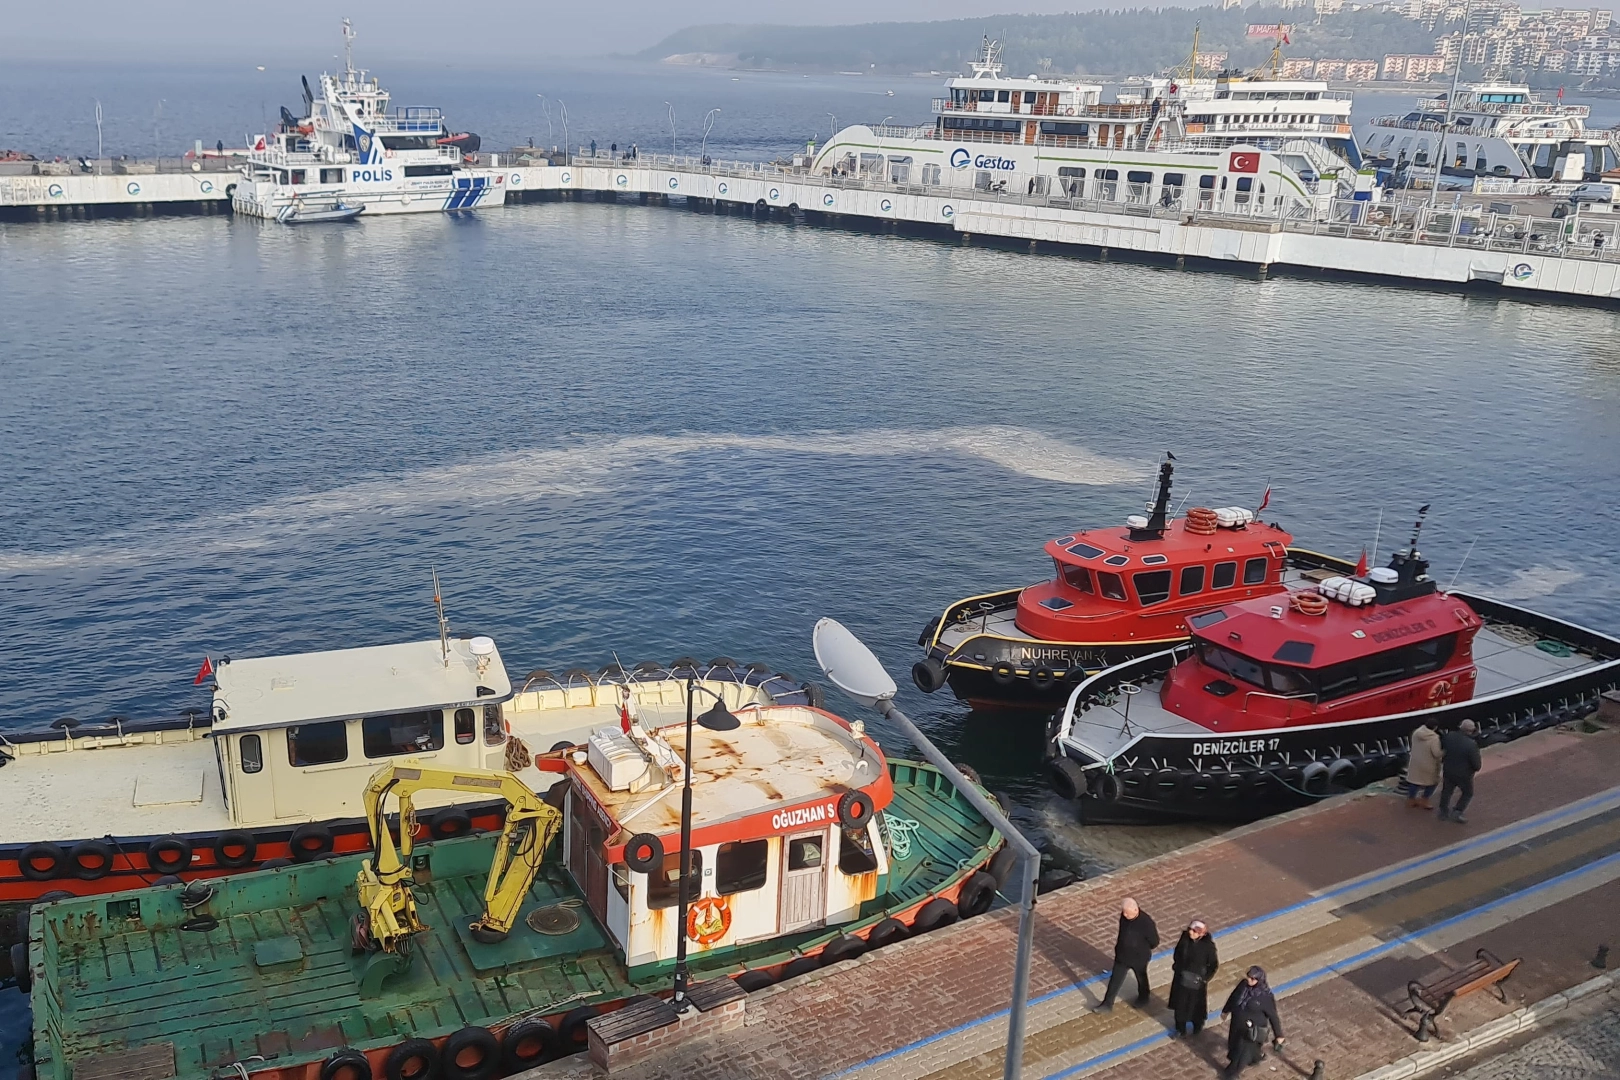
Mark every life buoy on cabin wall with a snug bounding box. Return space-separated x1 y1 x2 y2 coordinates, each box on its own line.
686 895 732 944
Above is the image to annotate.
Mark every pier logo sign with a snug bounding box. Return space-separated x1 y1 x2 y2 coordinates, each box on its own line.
1512 263 1534 280
950 148 972 168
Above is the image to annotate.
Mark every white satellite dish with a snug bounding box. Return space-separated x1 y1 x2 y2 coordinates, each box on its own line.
812 618 897 709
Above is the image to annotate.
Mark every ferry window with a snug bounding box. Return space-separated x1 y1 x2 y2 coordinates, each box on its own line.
1243 557 1269 585
1127 170 1152 183
647 850 703 909
788 835 824 872
362 710 445 758
239 734 263 774
454 707 476 745
1409 634 1456 674
1180 565 1206 596
1059 562 1094 593
716 840 770 895
1024 91 1038 104
1066 542 1105 559
1236 177 1254 193
839 825 880 875
1200 175 1216 189
1163 173 1185 188
1134 570 1173 606
997 90 1011 103
483 704 505 746
1318 662 1360 700
1212 561 1238 589
287 720 348 767
1097 572 1128 602
1058 166 1087 178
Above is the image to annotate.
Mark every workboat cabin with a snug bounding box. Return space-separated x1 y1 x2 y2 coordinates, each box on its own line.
560 704 894 970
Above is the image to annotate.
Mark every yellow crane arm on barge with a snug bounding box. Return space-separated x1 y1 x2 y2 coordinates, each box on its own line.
356 762 563 952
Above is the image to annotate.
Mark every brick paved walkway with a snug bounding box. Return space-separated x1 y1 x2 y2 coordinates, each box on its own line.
521 724 1620 1080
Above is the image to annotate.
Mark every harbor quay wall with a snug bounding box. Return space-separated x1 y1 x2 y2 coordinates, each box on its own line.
0 169 233 220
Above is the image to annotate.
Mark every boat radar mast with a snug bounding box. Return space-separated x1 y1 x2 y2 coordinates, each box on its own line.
1128 454 1176 542
969 36 1004 79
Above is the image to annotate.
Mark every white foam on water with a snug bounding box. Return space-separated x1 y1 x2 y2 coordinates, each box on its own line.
0 427 1143 574
1486 565 1584 601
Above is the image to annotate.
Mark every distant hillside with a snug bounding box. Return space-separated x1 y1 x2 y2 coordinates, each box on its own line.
639 7 1447 76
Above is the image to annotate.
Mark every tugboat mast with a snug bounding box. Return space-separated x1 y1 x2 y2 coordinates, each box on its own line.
1129 454 1175 541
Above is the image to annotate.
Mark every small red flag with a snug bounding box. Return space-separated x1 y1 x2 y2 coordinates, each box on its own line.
620 700 633 734
1256 485 1271 513
1558 86 1565 99
1355 548 1368 577
193 657 214 685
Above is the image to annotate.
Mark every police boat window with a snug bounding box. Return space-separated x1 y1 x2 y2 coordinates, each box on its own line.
363 710 445 758
287 720 348 767
648 850 703 909
839 825 880 875
454 707 476 745
483 704 505 746
1212 561 1238 589
239 733 263 774
787 835 824 871
1180 564 1206 596
1059 562 1094 593
1242 557 1269 586
716 840 770 895
1134 570 1173 606
1097 571 1128 601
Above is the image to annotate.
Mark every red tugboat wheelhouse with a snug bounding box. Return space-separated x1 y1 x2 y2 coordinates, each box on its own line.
913 455 1351 710
1047 508 1620 823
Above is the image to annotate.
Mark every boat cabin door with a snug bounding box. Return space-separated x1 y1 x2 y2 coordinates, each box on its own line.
779 831 828 933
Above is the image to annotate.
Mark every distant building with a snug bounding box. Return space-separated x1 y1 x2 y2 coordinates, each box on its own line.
1194 49 1231 68
1315 58 1351 77
1281 56 1319 76
1316 0 1347 13
1345 58 1382 79
1381 52 1449 77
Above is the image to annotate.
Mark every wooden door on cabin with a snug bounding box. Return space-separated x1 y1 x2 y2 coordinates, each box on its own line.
567 793 610 922
779 831 828 933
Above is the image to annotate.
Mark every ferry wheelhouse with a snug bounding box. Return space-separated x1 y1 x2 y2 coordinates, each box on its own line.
914 457 1350 710
811 38 1351 215
0 633 816 906
1359 81 1617 181
1048 515 1620 822
231 20 498 220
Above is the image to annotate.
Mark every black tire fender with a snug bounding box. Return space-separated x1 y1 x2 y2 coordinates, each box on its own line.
556 1005 599 1052
10 941 31 994
804 681 827 709
957 871 998 918
383 1037 438 1080
865 917 910 950
780 955 822 980
987 845 1018 887
69 839 115 880
17 842 66 882
319 1047 372 1080
500 1015 559 1071
429 807 472 841
1149 769 1181 800
1325 758 1356 790
1300 761 1331 797
1094 771 1122 804
1049 757 1086 801
442 1026 501 1080
820 934 868 965
911 658 947 694
289 822 335 862
1030 665 1057 690
735 968 777 992
624 832 663 874
837 790 874 829
990 661 1017 686
212 830 258 868
912 896 959 933
145 835 192 875
15 890 73 937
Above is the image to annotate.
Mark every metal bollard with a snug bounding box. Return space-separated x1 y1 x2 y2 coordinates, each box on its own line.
1309 1061 1325 1080
1416 1013 1435 1042
1594 944 1610 970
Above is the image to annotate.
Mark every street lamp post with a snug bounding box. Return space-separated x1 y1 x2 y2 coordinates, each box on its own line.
827 113 838 139
536 95 554 146
664 101 677 157
559 100 569 163
672 679 740 1006
701 108 721 161
1428 0 1476 208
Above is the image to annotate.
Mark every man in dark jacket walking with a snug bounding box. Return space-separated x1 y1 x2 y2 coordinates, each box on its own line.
1094 897 1159 1010
1437 719 1482 824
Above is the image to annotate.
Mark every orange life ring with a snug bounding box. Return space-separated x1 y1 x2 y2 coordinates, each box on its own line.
1290 592 1330 616
1185 507 1219 536
686 895 731 945
1428 680 1455 707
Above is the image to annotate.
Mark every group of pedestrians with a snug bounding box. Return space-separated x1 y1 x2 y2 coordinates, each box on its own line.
1093 900 1283 1077
1400 719 1483 823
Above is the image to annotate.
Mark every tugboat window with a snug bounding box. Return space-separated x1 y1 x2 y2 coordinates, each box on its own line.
1409 634 1456 673
788 836 824 871
1180 565 1206 595
648 850 703 909
716 840 770 895
483 704 505 746
1060 563 1095 592
1243 557 1269 585
1133 570 1173 606
839 826 880 875
1066 542 1105 559
454 707 476 744
362 710 445 758
1198 643 1264 688
239 734 263 774
1212 561 1238 589
1267 665 1312 696
287 720 348 767
1097 571 1128 601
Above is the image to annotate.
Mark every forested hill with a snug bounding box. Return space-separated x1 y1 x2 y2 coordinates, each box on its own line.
637 7 1446 76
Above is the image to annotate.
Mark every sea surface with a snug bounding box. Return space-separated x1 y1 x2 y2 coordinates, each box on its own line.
3 59 1620 1077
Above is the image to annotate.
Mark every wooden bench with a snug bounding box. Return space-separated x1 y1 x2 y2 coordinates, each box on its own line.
1406 947 1520 1035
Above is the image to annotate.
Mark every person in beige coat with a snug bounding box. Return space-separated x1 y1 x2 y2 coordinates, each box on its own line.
1402 723 1443 808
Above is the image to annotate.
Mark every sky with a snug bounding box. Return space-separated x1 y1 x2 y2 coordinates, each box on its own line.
3 0 1210 62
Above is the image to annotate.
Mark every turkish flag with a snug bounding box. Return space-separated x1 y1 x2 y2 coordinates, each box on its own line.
1230 151 1260 173
1355 548 1369 577
193 657 214 685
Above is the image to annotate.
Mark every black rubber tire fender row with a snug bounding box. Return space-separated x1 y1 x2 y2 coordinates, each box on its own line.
442 1025 501 1080
320 1047 371 1080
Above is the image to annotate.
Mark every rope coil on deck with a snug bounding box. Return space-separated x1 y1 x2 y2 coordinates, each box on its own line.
886 818 923 861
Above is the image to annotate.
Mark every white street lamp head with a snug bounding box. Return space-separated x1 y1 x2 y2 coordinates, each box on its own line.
812 618 897 709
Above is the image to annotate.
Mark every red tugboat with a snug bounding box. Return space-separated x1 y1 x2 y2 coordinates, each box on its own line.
1047 509 1620 822
914 456 1351 710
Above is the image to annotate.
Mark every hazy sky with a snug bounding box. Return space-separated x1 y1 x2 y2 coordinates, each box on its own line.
6 0 1203 62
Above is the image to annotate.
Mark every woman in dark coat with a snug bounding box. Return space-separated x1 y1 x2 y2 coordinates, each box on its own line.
1220 965 1285 1077
1167 919 1219 1036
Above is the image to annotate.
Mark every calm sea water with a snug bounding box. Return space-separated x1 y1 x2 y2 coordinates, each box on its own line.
2 58 1620 1077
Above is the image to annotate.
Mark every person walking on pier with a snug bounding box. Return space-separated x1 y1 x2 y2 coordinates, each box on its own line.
1403 722 1442 809
1438 719 1482 824
1220 965 1284 1077
1169 919 1219 1036
1094 897 1158 1011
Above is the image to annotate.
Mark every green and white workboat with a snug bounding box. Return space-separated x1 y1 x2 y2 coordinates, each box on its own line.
18 699 1003 1080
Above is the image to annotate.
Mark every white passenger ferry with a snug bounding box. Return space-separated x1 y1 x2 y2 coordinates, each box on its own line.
231 20 499 220
1359 81 1616 181
811 38 1357 216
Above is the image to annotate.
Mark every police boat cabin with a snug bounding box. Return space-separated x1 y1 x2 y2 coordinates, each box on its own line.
914 456 1347 710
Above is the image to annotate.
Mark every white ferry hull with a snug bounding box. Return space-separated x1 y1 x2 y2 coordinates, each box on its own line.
232 173 502 219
